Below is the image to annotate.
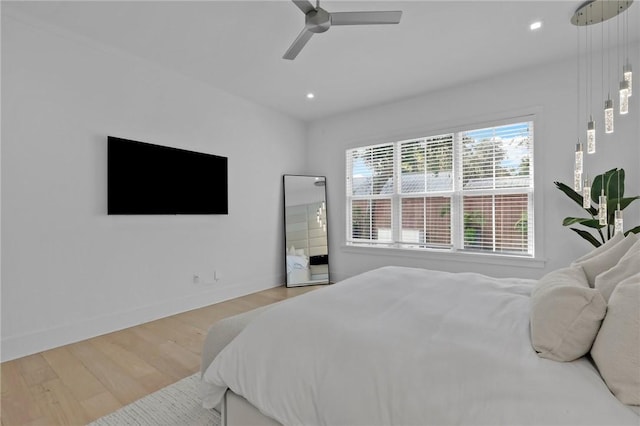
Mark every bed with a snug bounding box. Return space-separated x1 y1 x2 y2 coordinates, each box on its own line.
200 245 639 425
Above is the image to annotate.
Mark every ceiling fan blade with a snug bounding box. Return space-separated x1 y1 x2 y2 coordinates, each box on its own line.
283 28 314 60
292 0 315 14
331 11 402 26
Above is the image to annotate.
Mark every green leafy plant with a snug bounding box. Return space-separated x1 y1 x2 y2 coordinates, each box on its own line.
463 210 484 246
554 168 640 247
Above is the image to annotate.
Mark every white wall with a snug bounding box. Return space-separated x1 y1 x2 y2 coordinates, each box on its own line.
307 44 640 282
1 14 307 361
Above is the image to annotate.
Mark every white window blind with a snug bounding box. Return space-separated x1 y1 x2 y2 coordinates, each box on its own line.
399 134 454 248
459 122 533 255
346 144 394 244
346 120 534 257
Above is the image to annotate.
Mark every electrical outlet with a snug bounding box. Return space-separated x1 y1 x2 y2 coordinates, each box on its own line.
193 274 200 284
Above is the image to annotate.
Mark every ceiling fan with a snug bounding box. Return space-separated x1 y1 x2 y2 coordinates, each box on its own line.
283 0 402 60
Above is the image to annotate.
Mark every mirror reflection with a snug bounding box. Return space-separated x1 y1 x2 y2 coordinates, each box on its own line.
283 175 329 287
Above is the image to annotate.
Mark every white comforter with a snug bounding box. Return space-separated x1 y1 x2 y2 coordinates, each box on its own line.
202 266 638 425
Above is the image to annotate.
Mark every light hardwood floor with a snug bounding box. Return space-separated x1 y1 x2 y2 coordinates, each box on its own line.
1 285 320 426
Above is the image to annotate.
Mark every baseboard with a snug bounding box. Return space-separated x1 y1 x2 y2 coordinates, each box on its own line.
1 277 283 362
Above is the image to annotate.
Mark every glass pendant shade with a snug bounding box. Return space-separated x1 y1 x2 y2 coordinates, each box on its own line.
604 98 614 134
573 142 583 191
599 189 607 226
587 119 596 153
614 207 623 235
582 177 591 209
619 80 630 115
624 63 632 96
575 143 583 174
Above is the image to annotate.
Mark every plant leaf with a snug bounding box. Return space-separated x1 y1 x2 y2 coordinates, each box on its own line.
591 168 626 202
562 217 603 229
570 227 602 247
610 196 640 211
606 196 640 225
554 181 598 216
605 168 622 200
625 226 640 236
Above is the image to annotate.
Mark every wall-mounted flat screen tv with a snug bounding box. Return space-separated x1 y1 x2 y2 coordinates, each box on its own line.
108 136 228 215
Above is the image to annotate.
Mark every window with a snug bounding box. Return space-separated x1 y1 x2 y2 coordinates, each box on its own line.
346 120 534 257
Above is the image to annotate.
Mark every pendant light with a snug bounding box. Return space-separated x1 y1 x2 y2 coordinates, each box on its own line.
602 5 614 135
618 11 630 113
623 9 633 96
570 1 634 233
585 5 596 154
624 63 633 96
587 118 596 153
614 208 623 234
614 170 623 234
604 96 614 133
620 80 630 114
582 176 592 209
598 184 607 226
574 29 584 193
574 142 584 191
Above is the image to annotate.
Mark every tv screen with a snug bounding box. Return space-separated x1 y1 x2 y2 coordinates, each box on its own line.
108 136 228 215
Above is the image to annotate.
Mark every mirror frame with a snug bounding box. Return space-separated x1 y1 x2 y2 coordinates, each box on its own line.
283 174 330 287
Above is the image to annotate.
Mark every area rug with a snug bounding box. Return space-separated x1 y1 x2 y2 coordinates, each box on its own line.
89 373 221 426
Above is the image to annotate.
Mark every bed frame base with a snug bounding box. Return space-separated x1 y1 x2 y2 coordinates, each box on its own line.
222 390 282 426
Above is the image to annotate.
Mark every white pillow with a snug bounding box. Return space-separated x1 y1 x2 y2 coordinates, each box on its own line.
573 231 624 264
530 265 607 362
591 273 640 406
595 239 640 301
573 233 638 286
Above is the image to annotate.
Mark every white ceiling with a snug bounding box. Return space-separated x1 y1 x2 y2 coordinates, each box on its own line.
5 0 639 122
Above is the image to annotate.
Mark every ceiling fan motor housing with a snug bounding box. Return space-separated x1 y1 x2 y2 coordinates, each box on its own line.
306 7 331 33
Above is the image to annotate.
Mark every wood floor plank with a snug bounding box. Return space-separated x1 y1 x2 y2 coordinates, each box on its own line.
21 417 52 426
16 354 58 387
41 346 106 402
0 361 44 424
141 316 205 355
29 379 90 425
79 391 122 421
136 370 175 393
237 290 287 306
106 329 191 381
2 392 41 425
173 301 248 330
1 360 23 396
131 327 200 373
88 337 158 379
67 341 149 405
157 340 201 372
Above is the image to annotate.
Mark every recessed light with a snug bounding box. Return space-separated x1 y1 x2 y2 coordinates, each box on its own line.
306 93 315 99
530 21 542 31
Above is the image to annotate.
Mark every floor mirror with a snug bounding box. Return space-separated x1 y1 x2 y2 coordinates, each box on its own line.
283 175 330 287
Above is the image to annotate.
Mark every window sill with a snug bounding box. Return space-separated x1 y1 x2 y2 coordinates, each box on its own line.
341 243 546 269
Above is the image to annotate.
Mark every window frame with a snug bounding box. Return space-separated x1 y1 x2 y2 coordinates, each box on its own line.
345 114 540 262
